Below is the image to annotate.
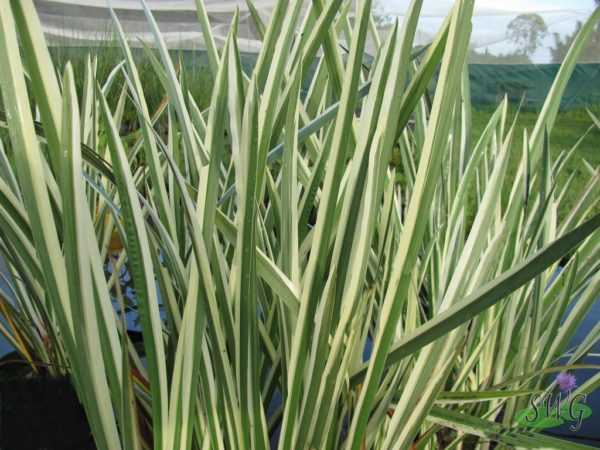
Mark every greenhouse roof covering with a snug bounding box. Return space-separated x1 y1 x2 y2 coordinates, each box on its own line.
34 0 600 62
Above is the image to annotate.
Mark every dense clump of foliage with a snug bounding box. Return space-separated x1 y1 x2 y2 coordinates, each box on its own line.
0 1 599 449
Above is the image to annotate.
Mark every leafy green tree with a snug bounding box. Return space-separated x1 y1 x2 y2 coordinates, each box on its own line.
551 0 600 62
372 0 393 27
551 17 600 63
506 13 548 58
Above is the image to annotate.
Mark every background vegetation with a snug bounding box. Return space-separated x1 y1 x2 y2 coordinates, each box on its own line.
44 46 600 223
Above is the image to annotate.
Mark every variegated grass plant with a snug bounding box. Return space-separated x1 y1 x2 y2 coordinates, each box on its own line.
0 0 599 449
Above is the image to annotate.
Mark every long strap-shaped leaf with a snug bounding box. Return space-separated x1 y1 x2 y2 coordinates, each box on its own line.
428 406 597 449
61 64 122 450
197 13 236 258
0 0 74 346
350 212 600 386
345 1 473 447
194 0 220 77
235 78 269 450
504 8 600 231
156 106 246 450
217 23 449 205
277 1 373 448
140 0 207 166
97 84 169 450
109 6 176 240
9 0 62 173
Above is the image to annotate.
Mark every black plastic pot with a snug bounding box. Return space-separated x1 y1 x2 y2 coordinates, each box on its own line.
0 375 95 449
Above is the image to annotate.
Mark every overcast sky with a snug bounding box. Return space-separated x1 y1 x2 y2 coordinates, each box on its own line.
381 0 594 14
379 0 597 62
473 0 591 12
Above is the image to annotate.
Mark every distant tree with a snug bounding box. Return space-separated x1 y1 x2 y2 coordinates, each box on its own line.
550 27 577 63
506 13 548 58
372 0 393 28
550 17 600 63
